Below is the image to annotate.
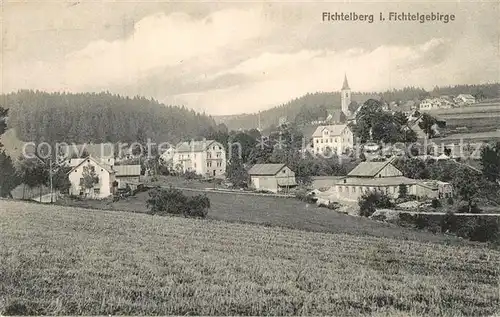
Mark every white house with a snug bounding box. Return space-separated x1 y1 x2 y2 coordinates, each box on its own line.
454 94 476 105
311 124 353 156
173 139 226 178
248 163 296 193
419 98 442 111
67 156 116 199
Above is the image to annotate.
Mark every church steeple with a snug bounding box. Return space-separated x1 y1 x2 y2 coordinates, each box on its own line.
342 73 350 90
341 73 352 116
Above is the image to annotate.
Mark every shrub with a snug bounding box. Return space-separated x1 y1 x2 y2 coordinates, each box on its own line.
295 189 316 204
358 191 394 217
446 196 454 205
184 194 210 218
398 184 408 198
146 187 187 215
431 198 442 208
183 171 200 180
146 187 210 218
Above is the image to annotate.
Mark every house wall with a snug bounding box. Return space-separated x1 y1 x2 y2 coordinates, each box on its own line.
375 164 403 178
205 142 226 178
327 182 419 201
250 176 278 193
313 127 354 156
172 141 226 178
68 159 114 199
116 176 140 189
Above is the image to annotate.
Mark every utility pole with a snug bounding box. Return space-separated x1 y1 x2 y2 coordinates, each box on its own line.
49 157 53 203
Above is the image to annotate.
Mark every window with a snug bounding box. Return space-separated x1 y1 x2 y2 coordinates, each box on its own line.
101 168 103 172
316 139 319 143
345 92 348 97
207 162 210 167
194 163 197 168
282 170 286 174
79 178 84 185
94 188 100 194
353 187 356 193
321 139 323 143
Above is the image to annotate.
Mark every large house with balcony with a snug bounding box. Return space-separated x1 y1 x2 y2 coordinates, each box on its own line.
311 124 354 156
172 139 226 178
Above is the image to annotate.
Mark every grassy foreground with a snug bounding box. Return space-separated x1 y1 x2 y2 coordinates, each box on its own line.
0 200 499 316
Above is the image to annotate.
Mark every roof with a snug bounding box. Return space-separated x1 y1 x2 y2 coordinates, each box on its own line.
175 140 218 153
114 165 141 177
326 110 347 123
311 124 348 137
67 156 115 174
457 94 475 99
441 130 500 141
332 176 418 186
59 143 115 159
342 74 350 90
347 161 394 177
248 164 287 175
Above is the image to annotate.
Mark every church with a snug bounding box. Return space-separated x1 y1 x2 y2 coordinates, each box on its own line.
324 74 356 124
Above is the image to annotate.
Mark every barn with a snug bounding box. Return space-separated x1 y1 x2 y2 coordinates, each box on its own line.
248 164 297 193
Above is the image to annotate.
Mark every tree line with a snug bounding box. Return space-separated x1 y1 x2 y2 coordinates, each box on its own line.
2 90 218 144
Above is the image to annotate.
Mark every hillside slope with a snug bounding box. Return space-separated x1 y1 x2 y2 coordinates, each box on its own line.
1 200 498 316
2 90 217 144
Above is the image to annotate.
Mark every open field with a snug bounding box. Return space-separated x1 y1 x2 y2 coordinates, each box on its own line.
57 188 468 244
1 200 499 316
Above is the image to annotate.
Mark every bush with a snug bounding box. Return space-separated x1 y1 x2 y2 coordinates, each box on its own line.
184 194 210 218
295 189 316 204
431 198 442 208
183 171 200 180
358 191 395 217
146 187 210 218
146 187 187 215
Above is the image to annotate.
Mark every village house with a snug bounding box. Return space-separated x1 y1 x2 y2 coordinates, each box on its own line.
173 139 226 178
454 94 476 105
248 163 297 193
322 161 452 201
67 156 116 199
311 124 354 156
404 114 444 139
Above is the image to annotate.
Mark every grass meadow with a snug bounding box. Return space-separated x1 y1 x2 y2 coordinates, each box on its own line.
1 200 499 316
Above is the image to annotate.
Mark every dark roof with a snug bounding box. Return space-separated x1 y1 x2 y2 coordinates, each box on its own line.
342 74 350 90
347 161 393 177
248 164 287 176
327 110 347 123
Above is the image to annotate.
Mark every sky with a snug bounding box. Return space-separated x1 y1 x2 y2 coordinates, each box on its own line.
1 0 499 115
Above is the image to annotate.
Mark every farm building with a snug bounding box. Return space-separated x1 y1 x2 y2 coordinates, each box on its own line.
322 161 452 201
113 165 141 189
248 164 297 193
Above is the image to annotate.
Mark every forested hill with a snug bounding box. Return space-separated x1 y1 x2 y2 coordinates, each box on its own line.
215 84 500 131
1 90 218 144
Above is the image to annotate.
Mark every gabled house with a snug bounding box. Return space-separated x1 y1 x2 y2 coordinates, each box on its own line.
173 139 226 178
454 94 476 105
248 163 296 193
311 124 353 156
67 156 116 199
